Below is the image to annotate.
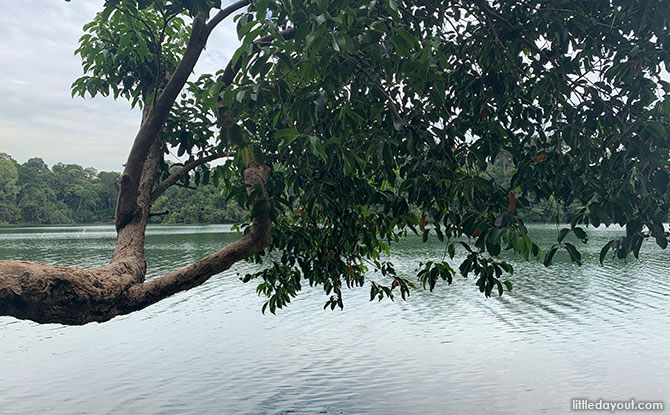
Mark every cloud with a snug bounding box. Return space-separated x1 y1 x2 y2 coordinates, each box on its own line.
0 1 242 172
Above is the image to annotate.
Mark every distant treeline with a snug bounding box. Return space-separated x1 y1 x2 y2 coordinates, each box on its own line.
0 152 576 225
0 153 244 225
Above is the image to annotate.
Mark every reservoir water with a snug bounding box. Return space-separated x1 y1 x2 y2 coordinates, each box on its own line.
0 224 668 414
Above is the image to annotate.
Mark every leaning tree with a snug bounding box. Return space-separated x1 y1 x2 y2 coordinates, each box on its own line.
1 0 669 324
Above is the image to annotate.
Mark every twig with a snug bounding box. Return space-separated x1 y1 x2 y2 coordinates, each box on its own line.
150 152 232 203
149 210 170 217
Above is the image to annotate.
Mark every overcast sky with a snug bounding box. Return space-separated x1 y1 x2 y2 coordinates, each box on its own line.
0 1 240 172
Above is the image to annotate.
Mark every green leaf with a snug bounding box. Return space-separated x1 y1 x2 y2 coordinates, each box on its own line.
389 34 410 56
544 245 558 267
648 121 666 141
564 243 582 265
382 143 393 168
250 199 267 218
251 146 265 164
309 136 327 162
573 227 588 243
503 280 513 292
239 146 251 166
486 230 501 256
447 243 455 259
499 262 513 274
655 234 668 249
397 28 418 50
653 170 668 193
228 124 244 145
275 128 300 140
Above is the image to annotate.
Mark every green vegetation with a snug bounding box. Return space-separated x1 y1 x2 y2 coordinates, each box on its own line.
485 152 581 223
0 153 243 225
150 182 244 224
0 150 577 226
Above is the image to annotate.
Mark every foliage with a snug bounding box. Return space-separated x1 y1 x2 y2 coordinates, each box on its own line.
71 0 191 107
0 154 21 223
151 180 245 223
67 0 670 313
485 151 582 223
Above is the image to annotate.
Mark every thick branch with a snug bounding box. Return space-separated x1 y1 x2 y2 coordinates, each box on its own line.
0 261 139 325
116 8 244 232
112 140 163 272
206 0 250 32
0 164 271 325
127 164 271 311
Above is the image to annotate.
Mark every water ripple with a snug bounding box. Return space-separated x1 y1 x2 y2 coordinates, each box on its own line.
1 224 669 414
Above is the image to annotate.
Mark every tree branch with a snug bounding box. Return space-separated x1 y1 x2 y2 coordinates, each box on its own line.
206 0 251 32
125 163 272 314
116 6 246 232
149 210 169 217
150 153 231 204
112 139 162 270
0 163 271 325
116 13 208 231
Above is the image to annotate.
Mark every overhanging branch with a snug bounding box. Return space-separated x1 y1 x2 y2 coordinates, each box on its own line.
0 163 271 325
126 164 272 312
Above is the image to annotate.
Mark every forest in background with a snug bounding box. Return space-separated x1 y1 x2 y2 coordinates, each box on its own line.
0 153 244 225
0 152 576 225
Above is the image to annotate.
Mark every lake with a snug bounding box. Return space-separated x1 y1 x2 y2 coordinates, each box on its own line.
0 224 668 414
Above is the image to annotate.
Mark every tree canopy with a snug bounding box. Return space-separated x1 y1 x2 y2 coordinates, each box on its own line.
1 0 669 324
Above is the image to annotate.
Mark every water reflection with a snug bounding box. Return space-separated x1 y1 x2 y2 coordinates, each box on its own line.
0 224 668 414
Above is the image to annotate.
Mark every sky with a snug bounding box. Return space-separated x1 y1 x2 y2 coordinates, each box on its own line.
0 1 240 172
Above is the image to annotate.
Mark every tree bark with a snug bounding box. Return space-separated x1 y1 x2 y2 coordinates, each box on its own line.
115 13 210 232
0 164 270 325
114 2 251 233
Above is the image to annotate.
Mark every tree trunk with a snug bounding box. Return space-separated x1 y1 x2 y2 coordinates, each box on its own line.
0 165 270 325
